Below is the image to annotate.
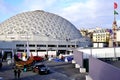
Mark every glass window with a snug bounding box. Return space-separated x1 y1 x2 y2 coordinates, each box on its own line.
37 45 46 47
58 45 66 47
16 44 24 47
48 45 56 47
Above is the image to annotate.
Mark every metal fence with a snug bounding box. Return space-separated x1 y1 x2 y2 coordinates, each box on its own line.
77 47 120 59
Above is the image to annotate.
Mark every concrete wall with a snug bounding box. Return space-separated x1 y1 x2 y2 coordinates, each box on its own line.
89 57 120 80
73 50 83 67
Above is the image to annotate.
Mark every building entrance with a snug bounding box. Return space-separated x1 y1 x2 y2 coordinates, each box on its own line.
2 51 12 61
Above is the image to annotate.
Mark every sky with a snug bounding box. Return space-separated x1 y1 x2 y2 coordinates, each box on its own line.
0 0 120 29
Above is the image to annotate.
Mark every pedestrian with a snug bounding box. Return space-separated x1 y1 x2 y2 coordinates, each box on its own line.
45 54 48 60
23 65 27 72
17 69 21 79
14 68 17 79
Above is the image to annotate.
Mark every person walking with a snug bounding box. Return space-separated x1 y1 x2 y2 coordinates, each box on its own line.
45 54 48 60
14 68 17 79
23 65 27 72
17 69 21 79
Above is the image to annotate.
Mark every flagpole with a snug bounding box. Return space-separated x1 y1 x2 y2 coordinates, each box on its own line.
26 32 30 58
114 11 116 22
114 2 116 22
114 2 118 22
113 2 116 47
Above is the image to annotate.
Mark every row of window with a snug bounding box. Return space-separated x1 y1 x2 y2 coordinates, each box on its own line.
93 39 107 42
17 49 48 52
16 44 76 48
94 36 109 38
93 35 109 37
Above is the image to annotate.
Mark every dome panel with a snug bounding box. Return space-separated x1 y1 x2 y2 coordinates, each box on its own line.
0 10 82 40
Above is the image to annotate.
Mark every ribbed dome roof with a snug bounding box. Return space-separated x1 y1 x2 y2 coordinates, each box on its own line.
0 10 82 40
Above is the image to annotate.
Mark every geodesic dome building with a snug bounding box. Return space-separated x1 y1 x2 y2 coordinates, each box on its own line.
0 10 91 58
0 10 82 41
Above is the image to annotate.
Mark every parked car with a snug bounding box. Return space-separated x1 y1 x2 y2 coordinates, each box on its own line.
33 56 44 62
32 63 50 74
0 60 2 69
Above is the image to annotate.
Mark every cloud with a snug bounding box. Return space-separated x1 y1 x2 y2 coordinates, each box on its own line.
0 0 8 13
0 0 57 21
118 20 120 27
54 0 115 29
0 0 119 29
0 0 19 22
22 0 57 11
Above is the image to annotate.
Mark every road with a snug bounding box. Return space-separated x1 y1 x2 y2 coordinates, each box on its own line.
0 61 86 80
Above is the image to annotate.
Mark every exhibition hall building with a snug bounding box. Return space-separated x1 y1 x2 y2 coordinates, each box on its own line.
0 10 91 59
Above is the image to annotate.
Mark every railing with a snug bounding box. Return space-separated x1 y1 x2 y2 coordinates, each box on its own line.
73 49 120 80
78 47 120 58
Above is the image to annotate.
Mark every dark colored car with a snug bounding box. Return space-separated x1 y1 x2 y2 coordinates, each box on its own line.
32 63 50 74
0 62 2 69
0 60 2 69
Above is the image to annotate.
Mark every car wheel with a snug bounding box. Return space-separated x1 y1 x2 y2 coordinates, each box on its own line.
47 70 49 74
0 63 2 69
39 71 42 74
33 69 35 72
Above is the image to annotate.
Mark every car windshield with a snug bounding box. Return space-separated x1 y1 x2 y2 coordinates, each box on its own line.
38 65 45 67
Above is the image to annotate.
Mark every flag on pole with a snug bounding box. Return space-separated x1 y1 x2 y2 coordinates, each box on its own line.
114 10 118 15
114 2 118 9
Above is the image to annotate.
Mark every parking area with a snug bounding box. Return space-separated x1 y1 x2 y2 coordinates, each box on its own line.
0 61 86 80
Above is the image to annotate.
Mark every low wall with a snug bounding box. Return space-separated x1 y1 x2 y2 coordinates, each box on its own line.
89 56 120 80
73 50 83 67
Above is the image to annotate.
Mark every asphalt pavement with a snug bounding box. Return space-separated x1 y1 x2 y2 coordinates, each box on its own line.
0 60 87 80
45 61 87 80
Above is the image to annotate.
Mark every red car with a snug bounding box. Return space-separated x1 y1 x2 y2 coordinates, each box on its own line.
33 56 44 62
